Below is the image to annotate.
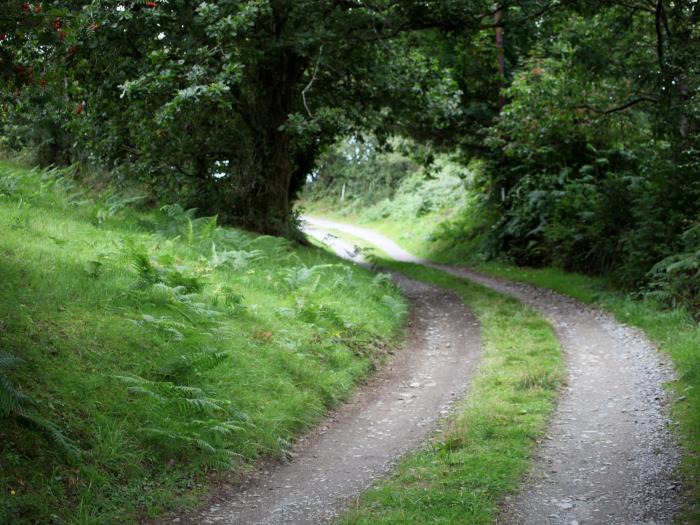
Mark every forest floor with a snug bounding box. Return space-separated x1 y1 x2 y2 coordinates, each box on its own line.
303 217 682 525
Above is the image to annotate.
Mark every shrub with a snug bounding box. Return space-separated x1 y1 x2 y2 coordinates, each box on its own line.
646 223 700 317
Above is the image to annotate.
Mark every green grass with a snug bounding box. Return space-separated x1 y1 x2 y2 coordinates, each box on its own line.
0 163 405 524
335 259 563 524
471 262 608 304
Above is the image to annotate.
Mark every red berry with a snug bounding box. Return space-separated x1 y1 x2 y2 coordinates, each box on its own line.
75 102 84 115
52 18 62 29
33 4 42 13
20 3 30 12
145 1 156 7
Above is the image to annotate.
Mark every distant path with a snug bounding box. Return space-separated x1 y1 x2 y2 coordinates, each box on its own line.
175 227 483 524
304 216 681 525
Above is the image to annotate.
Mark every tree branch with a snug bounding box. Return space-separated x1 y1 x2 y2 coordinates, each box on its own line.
301 45 323 118
655 0 665 69
573 96 659 114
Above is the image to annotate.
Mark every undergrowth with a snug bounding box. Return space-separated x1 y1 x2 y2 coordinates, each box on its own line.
0 162 405 524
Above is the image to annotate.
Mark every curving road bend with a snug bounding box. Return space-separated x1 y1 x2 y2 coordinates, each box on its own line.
304 216 681 525
174 228 483 524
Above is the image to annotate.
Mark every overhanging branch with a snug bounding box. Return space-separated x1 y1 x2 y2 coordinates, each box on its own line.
573 96 659 114
301 45 323 118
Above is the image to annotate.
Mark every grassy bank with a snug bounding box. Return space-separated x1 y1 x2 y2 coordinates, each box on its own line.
336 259 563 524
0 163 405 524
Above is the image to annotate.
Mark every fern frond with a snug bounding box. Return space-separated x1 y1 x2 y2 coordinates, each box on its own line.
124 240 160 285
17 411 81 462
1 355 34 417
0 374 34 416
115 355 248 466
0 353 24 369
126 386 165 400
173 397 228 414
159 351 229 381
194 215 218 242
113 374 145 385
191 437 218 454
208 423 245 436
168 384 207 398
0 351 78 461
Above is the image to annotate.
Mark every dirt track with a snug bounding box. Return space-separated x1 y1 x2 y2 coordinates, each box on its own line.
305 216 681 525
170 217 680 525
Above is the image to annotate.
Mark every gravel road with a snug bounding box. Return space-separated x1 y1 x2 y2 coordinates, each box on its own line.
304 216 682 525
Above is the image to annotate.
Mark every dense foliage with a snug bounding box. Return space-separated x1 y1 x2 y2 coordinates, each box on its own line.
3 0 699 304
304 2 700 313
0 163 404 522
482 5 700 292
2 0 478 234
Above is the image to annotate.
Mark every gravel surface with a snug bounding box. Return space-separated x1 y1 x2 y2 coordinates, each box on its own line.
171 228 483 524
443 269 681 525
304 217 682 525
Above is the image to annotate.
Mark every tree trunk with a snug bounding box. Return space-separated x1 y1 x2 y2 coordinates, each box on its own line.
495 7 506 112
243 128 295 235
233 46 308 236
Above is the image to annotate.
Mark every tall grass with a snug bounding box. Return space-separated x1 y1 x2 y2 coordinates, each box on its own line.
0 163 404 524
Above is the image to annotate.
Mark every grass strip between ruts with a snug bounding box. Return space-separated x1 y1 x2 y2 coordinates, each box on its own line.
336 258 564 524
